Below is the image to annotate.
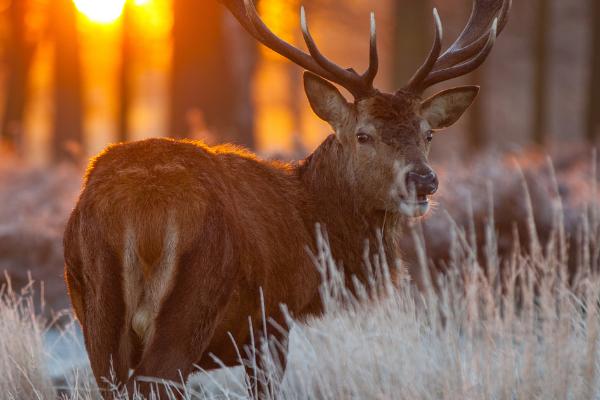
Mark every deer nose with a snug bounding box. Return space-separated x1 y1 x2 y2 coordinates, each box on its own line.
405 170 439 196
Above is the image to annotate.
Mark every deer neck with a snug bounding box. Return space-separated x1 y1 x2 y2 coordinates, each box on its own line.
298 134 403 281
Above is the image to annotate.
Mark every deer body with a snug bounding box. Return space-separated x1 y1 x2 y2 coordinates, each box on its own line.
64 0 510 396
64 136 404 390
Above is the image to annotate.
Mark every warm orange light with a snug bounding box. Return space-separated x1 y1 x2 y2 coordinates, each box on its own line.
73 0 126 23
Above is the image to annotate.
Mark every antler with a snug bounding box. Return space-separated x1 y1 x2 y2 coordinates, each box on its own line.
221 0 379 99
405 0 512 94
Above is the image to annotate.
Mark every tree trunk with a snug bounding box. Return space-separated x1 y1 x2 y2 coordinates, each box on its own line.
465 0 486 151
51 0 84 163
1 0 34 153
225 13 257 149
532 0 550 145
391 0 431 88
586 0 600 143
467 67 486 150
170 0 256 147
117 0 134 143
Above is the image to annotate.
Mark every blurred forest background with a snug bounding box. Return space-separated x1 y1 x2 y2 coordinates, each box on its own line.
0 0 598 164
0 0 599 315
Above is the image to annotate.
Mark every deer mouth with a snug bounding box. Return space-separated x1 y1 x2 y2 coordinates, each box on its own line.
398 195 430 217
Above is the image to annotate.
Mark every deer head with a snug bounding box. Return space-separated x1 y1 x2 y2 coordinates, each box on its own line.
223 0 511 217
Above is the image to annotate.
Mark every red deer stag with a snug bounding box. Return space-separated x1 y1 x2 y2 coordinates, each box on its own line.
64 0 511 397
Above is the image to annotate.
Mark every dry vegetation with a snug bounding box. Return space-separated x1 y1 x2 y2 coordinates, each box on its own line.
0 158 80 315
1 149 599 399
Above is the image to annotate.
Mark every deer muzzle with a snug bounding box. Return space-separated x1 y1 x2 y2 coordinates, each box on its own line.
405 169 439 198
397 168 438 217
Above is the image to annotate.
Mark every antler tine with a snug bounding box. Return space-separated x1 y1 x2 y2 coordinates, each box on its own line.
300 6 376 98
405 8 443 92
434 0 511 70
361 12 379 86
299 7 356 86
222 0 336 82
221 0 261 40
221 0 378 99
421 18 498 90
403 0 510 93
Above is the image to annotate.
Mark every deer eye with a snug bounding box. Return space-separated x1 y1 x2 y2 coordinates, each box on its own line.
425 130 433 143
356 132 373 144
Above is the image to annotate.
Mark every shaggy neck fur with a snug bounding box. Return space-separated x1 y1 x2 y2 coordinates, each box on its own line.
297 134 404 284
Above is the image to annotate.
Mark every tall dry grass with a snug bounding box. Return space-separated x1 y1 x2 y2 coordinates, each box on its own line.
0 279 55 399
1 152 599 399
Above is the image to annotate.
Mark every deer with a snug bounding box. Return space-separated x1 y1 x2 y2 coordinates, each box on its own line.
63 0 511 397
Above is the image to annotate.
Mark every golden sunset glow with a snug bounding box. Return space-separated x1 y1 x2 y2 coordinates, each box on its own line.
73 0 126 23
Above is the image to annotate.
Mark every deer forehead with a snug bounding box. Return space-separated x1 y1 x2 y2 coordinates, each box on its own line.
354 95 426 141
356 94 419 121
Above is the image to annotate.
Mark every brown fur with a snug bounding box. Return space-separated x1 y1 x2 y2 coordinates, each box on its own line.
64 78 478 397
63 136 401 395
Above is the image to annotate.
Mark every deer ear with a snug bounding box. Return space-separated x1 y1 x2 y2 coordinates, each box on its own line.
303 72 351 129
420 86 479 130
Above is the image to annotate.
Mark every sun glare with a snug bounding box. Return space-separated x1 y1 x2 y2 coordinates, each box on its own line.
73 0 126 23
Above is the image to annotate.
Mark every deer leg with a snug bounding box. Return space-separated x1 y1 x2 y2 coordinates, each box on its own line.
64 264 85 328
129 213 240 398
77 250 130 397
64 216 131 397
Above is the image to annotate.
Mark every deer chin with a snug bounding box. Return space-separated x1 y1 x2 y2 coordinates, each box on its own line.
397 196 430 217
